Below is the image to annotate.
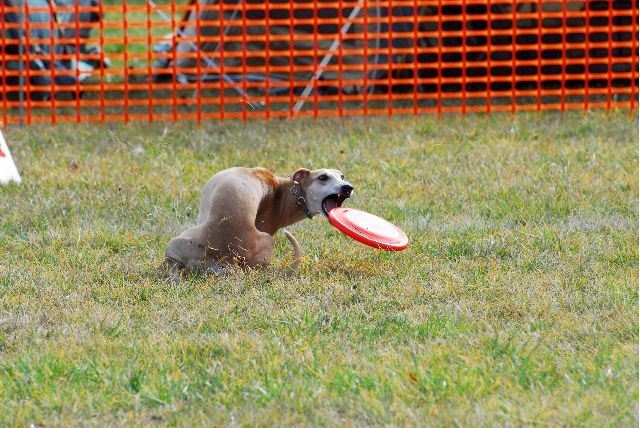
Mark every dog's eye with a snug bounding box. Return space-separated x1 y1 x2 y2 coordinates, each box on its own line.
318 174 328 181
340 175 344 180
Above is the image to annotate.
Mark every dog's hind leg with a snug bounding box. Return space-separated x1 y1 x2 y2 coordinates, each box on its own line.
165 224 208 270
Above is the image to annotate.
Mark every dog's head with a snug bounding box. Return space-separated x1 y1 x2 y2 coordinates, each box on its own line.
292 168 354 218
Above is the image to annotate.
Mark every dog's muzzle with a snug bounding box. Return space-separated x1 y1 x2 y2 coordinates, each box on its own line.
321 184 353 217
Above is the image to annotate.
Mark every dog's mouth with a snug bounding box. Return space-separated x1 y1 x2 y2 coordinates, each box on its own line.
322 193 351 217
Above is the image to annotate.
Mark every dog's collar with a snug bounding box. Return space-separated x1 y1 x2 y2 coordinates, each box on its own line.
290 181 312 219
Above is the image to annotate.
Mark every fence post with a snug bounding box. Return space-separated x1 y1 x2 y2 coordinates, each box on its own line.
18 0 25 125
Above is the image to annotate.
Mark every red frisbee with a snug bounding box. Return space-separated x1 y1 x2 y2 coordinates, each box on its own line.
328 207 409 251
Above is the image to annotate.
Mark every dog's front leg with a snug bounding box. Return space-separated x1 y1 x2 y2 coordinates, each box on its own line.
245 232 274 268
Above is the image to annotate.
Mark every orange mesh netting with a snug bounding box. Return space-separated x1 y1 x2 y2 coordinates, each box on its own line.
1 0 637 125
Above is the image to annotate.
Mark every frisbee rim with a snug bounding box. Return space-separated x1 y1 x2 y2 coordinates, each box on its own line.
328 207 409 251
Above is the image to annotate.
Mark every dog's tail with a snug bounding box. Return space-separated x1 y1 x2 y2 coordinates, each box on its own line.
283 229 302 271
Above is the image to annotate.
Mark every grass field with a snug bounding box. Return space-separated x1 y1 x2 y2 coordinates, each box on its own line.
0 110 638 426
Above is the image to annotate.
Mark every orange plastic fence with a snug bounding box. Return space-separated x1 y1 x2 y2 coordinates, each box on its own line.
1 0 638 125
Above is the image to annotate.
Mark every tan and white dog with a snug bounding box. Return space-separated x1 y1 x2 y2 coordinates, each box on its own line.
165 167 353 273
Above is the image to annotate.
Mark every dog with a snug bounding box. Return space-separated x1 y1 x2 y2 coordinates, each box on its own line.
165 167 353 273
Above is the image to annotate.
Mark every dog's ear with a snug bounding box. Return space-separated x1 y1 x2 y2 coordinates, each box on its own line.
292 168 310 184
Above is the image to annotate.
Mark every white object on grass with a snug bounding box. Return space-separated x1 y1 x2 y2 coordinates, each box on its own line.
0 129 21 184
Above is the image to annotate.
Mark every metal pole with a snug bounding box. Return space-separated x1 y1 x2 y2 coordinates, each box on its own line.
293 0 364 113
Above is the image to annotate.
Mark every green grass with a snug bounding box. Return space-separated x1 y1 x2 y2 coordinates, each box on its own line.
0 110 638 426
